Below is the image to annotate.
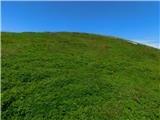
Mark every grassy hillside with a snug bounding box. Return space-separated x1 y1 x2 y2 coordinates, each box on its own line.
2 32 160 120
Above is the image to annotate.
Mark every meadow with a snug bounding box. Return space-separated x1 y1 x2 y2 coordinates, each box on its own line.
2 32 160 120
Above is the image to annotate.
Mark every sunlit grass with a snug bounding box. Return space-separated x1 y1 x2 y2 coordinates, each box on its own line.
2 32 160 120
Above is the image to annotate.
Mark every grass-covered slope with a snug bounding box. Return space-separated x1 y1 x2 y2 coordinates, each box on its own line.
2 32 160 120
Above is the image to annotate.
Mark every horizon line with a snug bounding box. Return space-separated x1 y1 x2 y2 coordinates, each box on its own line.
1 31 159 49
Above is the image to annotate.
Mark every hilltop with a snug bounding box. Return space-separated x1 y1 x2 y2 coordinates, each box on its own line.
2 32 160 120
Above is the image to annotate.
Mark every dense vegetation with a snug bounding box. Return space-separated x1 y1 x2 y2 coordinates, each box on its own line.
2 32 160 120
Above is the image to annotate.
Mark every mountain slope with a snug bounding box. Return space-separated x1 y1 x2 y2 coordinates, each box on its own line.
2 32 160 120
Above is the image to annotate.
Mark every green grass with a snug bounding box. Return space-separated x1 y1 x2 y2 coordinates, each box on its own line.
1 32 160 120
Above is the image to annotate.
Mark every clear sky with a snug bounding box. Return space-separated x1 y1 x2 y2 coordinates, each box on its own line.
2 1 159 48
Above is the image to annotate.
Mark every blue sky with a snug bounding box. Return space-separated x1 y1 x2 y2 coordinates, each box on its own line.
2 1 159 48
